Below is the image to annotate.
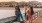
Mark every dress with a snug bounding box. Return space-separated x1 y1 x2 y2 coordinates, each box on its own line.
27 10 32 20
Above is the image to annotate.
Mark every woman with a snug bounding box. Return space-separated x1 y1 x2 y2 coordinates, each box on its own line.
27 6 34 23
23 5 28 23
15 5 23 22
23 5 27 20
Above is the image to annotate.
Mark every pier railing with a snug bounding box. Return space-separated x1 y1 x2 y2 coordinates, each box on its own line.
32 11 41 20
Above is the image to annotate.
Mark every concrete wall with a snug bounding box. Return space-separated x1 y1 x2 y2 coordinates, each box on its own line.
0 16 16 23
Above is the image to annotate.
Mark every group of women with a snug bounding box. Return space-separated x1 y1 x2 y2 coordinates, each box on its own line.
15 5 34 23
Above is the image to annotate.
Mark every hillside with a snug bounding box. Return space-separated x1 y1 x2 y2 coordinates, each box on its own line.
0 1 42 8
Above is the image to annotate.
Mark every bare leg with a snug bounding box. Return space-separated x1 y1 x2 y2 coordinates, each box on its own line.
29 19 32 23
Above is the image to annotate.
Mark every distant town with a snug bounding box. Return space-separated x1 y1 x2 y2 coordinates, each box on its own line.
0 1 42 8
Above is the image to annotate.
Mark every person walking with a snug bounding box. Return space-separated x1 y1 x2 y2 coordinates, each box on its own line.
15 5 23 22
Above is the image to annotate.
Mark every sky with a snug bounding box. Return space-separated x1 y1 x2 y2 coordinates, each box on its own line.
0 0 42 2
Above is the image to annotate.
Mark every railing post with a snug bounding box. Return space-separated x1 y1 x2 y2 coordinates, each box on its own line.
38 12 40 17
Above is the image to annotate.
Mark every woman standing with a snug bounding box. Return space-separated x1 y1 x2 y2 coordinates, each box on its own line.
23 5 28 23
27 6 34 23
24 5 27 20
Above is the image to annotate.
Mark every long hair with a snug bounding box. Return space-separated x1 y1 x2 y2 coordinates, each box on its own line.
15 6 20 12
30 6 34 15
